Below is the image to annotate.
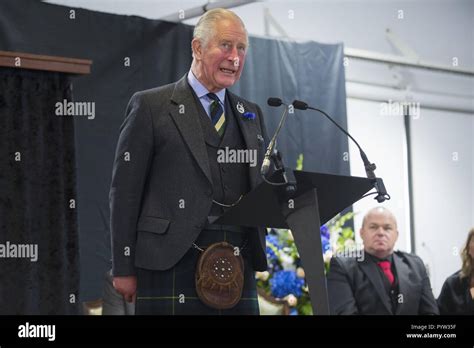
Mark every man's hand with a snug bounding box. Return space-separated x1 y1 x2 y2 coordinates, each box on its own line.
113 276 137 303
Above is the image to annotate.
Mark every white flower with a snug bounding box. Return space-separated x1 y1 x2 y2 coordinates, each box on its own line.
323 250 333 264
286 294 298 307
280 252 295 271
255 271 270 281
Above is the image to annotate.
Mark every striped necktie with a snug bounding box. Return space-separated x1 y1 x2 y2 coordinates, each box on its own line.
207 93 226 137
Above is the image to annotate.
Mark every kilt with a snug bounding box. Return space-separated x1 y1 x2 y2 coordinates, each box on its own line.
135 228 259 315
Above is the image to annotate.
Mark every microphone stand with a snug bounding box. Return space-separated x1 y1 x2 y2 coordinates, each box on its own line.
262 99 297 198
271 149 297 198
292 100 390 203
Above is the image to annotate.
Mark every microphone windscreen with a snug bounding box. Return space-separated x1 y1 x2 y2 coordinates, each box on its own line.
292 100 308 110
267 97 283 107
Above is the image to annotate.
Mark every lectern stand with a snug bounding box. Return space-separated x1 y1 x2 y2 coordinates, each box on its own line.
214 169 375 315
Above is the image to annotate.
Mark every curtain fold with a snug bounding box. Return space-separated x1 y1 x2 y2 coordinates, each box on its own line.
0 67 80 314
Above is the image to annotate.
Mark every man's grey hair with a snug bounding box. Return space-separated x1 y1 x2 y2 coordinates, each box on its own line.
193 8 248 49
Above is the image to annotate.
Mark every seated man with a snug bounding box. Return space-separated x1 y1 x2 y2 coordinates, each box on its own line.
327 207 439 315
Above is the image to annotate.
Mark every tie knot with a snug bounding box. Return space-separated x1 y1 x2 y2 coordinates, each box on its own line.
207 93 220 102
378 260 391 270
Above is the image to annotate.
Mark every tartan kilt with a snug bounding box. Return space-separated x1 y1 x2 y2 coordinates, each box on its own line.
135 228 259 315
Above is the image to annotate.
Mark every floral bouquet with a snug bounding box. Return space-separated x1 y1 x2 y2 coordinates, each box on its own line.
256 212 355 315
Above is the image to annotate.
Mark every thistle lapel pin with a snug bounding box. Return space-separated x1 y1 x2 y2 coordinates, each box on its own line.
236 102 245 114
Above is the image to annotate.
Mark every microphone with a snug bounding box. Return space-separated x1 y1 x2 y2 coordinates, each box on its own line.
267 97 284 107
292 100 308 110
292 99 390 203
261 98 289 176
263 97 297 197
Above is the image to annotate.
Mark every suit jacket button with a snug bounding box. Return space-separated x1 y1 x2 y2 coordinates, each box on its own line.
206 189 212 196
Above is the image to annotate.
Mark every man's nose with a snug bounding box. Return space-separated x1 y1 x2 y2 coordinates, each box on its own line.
227 46 239 61
376 227 385 235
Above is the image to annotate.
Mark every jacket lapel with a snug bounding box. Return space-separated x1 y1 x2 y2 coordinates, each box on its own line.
393 252 411 314
227 92 261 189
169 75 212 185
360 257 393 314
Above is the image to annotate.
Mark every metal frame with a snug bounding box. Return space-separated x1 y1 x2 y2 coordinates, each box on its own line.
345 47 474 77
260 6 474 78
160 0 256 22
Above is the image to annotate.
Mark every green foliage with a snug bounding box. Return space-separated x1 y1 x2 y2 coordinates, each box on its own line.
296 154 304 171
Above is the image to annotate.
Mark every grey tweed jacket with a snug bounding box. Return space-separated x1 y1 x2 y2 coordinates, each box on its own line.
109 75 270 276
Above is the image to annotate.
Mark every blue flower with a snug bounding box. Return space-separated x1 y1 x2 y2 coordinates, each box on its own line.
320 225 330 239
266 245 278 263
243 112 256 120
266 234 285 264
270 270 304 298
321 235 331 253
266 234 283 250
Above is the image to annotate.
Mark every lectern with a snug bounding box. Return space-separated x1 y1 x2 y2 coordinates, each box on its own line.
214 169 376 315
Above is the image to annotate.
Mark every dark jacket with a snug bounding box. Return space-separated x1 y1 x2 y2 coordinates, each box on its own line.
109 75 270 276
437 270 474 315
327 250 439 315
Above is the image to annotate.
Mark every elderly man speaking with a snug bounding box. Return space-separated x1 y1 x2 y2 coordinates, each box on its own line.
109 9 270 315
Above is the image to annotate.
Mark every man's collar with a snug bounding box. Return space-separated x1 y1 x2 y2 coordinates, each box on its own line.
187 70 226 104
366 251 394 263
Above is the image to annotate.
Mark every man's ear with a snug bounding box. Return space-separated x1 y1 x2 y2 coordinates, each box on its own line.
192 38 202 60
359 227 366 242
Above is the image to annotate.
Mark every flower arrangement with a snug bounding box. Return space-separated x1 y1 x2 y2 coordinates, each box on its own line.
256 154 356 315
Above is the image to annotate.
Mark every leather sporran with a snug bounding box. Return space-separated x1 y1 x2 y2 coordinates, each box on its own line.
195 241 244 309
